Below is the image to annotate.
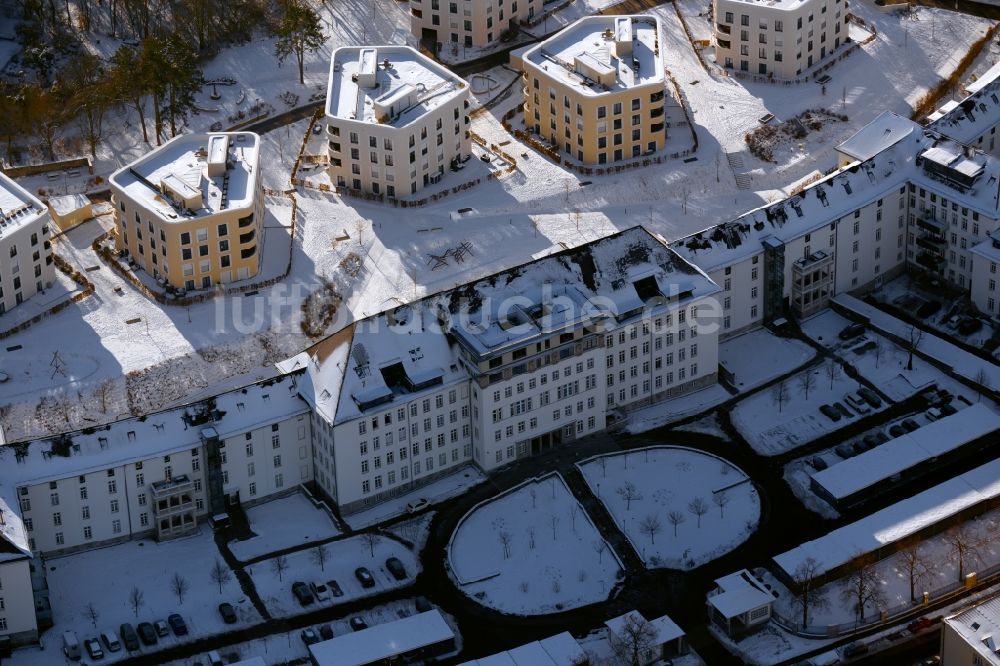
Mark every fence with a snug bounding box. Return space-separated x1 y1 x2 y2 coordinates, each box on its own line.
0 253 95 340
2 157 93 178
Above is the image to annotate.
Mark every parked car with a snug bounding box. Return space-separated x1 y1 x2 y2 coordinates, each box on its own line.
415 596 433 613
218 602 238 624
862 434 880 449
349 616 369 631
406 498 429 513
926 407 944 421
857 387 882 408
842 641 869 658
84 637 105 660
908 617 935 634
834 444 854 459
63 631 82 660
292 581 315 606
319 623 334 641
889 424 906 438
917 300 942 318
833 402 852 419
385 557 407 581
810 456 828 471
327 579 344 597
874 431 890 444
168 614 188 636
301 628 320 645
851 440 868 455
844 393 870 414
959 318 983 335
136 622 158 646
819 404 842 422
310 581 331 602
902 418 920 432
154 620 170 638
355 567 375 588
119 624 140 652
100 631 121 652
838 323 865 340
941 403 958 416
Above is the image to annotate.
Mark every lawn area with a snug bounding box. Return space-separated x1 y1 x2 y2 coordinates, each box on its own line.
719 328 815 392
230 492 341 562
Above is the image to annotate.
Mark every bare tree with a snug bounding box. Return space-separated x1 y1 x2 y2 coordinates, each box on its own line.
310 543 330 572
873 337 886 369
713 490 731 518
527 526 536 550
616 482 643 511
84 602 100 628
825 359 841 390
170 572 189 605
840 554 886 625
550 515 560 540
499 530 512 559
271 554 289 582
569 504 579 533
639 514 662 544
906 325 923 371
608 612 659 666
896 543 933 603
129 586 145 618
772 380 789 412
592 539 606 563
667 510 686 537
798 370 816 401
599 456 608 478
361 532 379 558
688 496 709 528
790 557 828 629
94 377 115 413
943 523 985 582
975 367 991 402
529 487 537 509
210 559 231 594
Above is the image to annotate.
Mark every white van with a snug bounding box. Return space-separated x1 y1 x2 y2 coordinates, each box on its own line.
100 630 121 652
62 631 81 660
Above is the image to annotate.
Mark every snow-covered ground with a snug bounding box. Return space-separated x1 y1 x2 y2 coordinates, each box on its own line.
579 446 759 570
343 465 485 530
577 624 706 666
625 384 733 434
11 530 249 666
718 328 816 392
448 474 622 615
672 413 729 439
229 492 341 562
248 533 419 618
730 364 873 456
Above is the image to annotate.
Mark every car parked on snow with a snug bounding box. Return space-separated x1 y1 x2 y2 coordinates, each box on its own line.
319 623 335 641
385 557 407 581
819 404 842 422
327 579 344 597
217 602 238 624
154 620 170 638
119 624 140 652
902 418 920 432
300 628 320 645
811 456 828 471
355 567 375 588
100 631 121 652
84 637 104 660
292 581 315 606
136 622 157 646
168 614 188 636
838 323 865 340
310 581 331 602
857 387 882 408
908 617 935 634
917 300 941 318
349 616 369 631
406 498 429 513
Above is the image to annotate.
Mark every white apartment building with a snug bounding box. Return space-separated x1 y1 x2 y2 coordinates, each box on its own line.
521 16 668 165
409 0 542 49
325 46 471 197
713 0 848 79
291 227 721 514
0 172 55 315
941 596 1000 665
971 232 1000 316
110 133 265 291
929 61 1000 158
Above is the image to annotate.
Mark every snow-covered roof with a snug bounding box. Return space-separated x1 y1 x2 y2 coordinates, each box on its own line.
46 193 92 216
307 610 454 666
0 171 47 237
326 46 467 128
929 61 1000 145
944 596 1000 665
109 132 260 221
721 0 818 11
0 484 31 563
0 372 308 488
971 232 1000 263
810 403 1000 502
836 111 917 163
708 569 773 619
775 456 1000 580
674 127 1000 274
606 610 684 644
523 16 664 94
457 632 586 666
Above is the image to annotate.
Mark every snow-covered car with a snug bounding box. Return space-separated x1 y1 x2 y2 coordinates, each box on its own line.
326 579 344 597
153 620 170 637
292 581 315 606
349 616 369 631
385 557 407 581
136 622 157 646
100 631 121 652
84 637 104 660
300 628 320 645
310 581 330 602
217 602 238 624
355 567 375 588
167 614 187 636
406 498 429 513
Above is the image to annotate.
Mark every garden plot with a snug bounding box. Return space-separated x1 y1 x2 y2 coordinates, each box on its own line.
448 474 622 615
10 530 249 666
579 447 760 570
730 364 873 456
249 533 418 618
229 492 341 562
719 328 815 392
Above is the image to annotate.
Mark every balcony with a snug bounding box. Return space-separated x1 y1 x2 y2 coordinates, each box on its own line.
915 251 945 271
717 23 731 35
915 214 946 235
151 474 195 519
792 250 834 273
916 234 946 254
718 39 731 49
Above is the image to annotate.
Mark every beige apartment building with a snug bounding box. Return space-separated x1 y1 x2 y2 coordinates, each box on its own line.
0 172 54 315
109 132 265 292
941 596 1000 665
325 46 471 198
409 0 542 50
521 16 668 165
713 0 848 79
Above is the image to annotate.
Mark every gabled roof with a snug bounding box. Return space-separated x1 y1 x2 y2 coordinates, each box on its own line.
836 111 917 163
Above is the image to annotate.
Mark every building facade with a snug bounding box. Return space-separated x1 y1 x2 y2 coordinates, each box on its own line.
0 172 55 315
713 0 848 79
522 16 668 164
109 132 265 292
408 0 542 49
941 596 1000 665
325 46 471 197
